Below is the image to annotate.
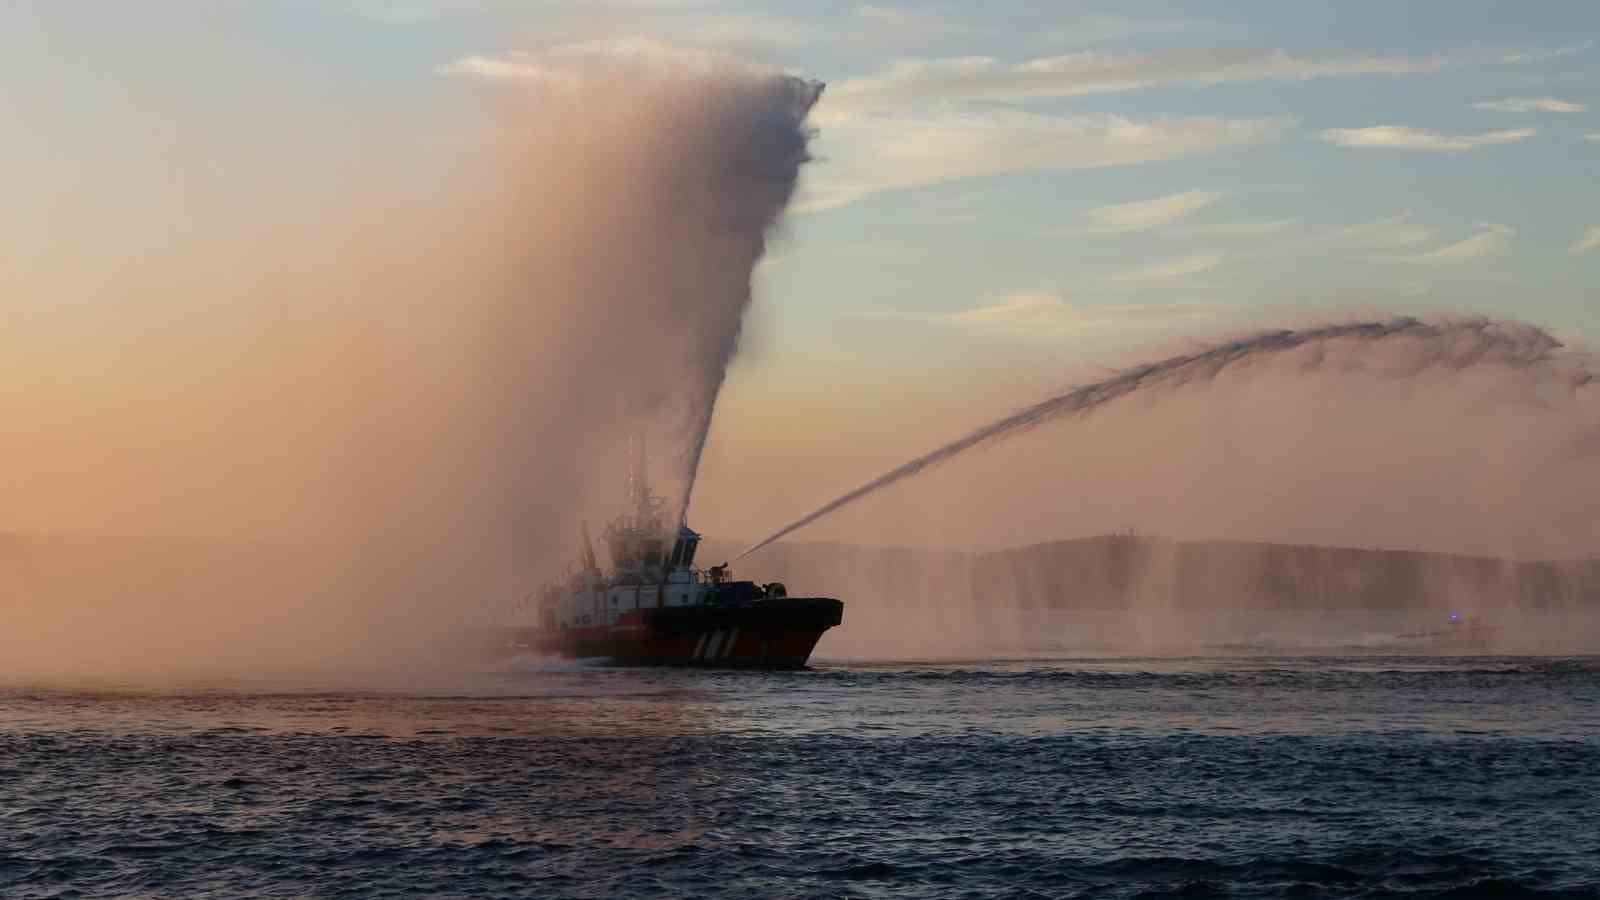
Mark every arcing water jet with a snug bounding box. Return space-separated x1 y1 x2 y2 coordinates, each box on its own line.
737 317 1597 560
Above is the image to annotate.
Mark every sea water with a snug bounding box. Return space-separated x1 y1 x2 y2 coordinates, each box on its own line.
3 653 1598 898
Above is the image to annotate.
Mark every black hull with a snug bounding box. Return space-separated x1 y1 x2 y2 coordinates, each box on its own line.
516 597 843 669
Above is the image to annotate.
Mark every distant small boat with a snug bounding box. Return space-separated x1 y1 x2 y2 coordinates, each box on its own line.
502 447 842 669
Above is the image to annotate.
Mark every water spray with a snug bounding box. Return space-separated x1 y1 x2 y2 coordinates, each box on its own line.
671 79 824 529
736 317 1595 561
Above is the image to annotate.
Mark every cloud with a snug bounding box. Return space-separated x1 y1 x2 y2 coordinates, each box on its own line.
1026 15 1202 47
1495 41 1594 64
1266 212 1506 265
1073 189 1226 234
437 14 819 64
942 292 1071 324
1320 212 1437 248
797 111 1291 212
359 0 711 18
1573 226 1600 255
346 0 517 24
437 53 577 85
1470 97 1585 113
845 8 1202 51
1102 252 1226 287
436 38 763 86
819 48 1459 121
853 5 970 42
1317 125 1536 151
797 43 1558 208
445 37 1569 213
439 39 1294 214
1399 224 1515 264
1175 218 1297 238
677 14 823 49
356 5 457 24
856 293 1230 340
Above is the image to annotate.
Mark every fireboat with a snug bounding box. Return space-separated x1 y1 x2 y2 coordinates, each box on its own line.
511 450 843 668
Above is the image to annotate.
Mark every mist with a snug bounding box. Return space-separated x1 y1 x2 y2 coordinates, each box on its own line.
739 318 1599 559
9 35 1600 681
0 46 819 684
725 317 1600 660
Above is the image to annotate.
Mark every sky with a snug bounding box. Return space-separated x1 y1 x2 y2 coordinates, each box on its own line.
3 1 1599 549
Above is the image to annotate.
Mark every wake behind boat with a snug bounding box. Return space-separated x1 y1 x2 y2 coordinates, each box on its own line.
507 449 842 668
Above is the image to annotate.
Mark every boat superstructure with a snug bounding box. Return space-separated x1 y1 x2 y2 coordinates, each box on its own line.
517 446 842 668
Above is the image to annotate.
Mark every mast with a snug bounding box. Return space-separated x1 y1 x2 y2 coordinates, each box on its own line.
603 431 668 575
579 520 598 571
627 431 653 525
